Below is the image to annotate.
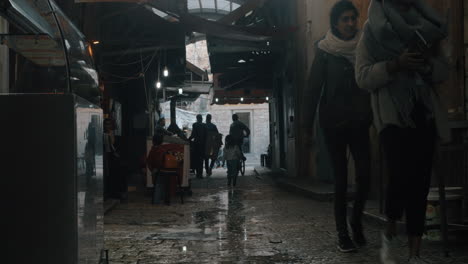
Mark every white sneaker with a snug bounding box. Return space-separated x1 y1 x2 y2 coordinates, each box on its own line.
380 232 399 264
408 256 430 264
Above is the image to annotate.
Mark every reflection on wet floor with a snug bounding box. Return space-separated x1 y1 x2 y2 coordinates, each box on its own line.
104 170 301 263
104 169 468 264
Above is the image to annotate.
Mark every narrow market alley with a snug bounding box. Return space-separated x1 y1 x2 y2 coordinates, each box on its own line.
2 1 468 263
104 167 468 264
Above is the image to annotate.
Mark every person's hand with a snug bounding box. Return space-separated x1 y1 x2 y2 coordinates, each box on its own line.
387 49 425 73
398 49 426 71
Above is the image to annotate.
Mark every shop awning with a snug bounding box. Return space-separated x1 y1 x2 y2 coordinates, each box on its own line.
2 34 66 66
0 0 101 102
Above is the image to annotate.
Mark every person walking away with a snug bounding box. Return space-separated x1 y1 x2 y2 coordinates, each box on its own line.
304 0 372 253
355 0 450 263
223 135 242 187
229 114 250 159
189 114 207 178
204 114 222 176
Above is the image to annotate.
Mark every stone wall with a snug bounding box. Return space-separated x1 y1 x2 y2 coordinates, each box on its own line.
185 39 212 81
210 103 270 156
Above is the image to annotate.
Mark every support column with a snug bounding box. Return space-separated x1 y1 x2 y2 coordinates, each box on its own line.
464 0 468 117
0 18 8 93
170 97 177 125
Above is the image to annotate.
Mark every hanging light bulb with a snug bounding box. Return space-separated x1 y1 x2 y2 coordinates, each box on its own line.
240 97 244 102
266 96 269 101
163 66 169 77
156 80 161 89
215 98 219 103
178 88 183 95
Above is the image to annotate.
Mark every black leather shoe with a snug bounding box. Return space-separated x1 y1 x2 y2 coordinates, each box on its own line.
337 235 357 253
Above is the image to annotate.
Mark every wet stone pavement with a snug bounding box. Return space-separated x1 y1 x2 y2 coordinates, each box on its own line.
104 168 468 264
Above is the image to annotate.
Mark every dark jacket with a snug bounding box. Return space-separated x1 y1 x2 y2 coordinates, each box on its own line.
205 122 222 157
205 122 219 134
229 120 250 141
305 48 372 129
189 122 207 146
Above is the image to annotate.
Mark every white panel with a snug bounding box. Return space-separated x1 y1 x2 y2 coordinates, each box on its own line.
203 0 216 9
187 0 200 10
217 0 231 11
232 3 240 11
217 0 240 12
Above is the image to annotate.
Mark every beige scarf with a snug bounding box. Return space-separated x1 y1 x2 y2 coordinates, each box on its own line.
318 30 361 66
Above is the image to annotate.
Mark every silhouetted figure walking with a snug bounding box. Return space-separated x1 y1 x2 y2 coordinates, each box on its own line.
189 114 207 178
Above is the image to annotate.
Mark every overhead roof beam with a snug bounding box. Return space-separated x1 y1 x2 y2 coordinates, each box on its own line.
218 0 268 24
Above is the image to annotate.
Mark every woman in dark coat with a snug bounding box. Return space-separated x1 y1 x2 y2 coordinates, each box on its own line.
305 0 372 253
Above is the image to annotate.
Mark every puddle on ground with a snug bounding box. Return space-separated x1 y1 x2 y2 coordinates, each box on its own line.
146 227 218 241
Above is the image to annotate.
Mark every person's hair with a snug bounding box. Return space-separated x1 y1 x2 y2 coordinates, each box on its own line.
330 0 359 37
196 114 203 121
152 133 164 146
232 114 239 121
225 135 236 149
206 114 212 122
158 118 165 125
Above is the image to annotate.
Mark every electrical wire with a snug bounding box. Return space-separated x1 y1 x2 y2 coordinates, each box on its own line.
100 70 141 79
101 50 159 82
140 49 150 110
98 53 155 67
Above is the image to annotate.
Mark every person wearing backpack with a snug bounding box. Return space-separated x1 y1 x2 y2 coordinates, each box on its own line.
304 0 372 253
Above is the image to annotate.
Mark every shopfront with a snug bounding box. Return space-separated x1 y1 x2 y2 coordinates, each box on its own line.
1 1 105 263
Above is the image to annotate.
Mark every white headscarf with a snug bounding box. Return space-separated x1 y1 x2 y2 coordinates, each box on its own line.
318 30 361 66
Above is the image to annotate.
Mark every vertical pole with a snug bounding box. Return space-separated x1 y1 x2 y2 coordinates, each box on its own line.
0 18 9 94
170 97 177 126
